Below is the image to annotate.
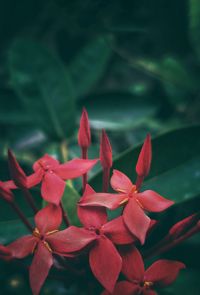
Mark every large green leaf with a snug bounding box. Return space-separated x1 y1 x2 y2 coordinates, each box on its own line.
8 39 76 140
69 36 113 98
89 125 200 202
78 92 159 131
190 0 200 60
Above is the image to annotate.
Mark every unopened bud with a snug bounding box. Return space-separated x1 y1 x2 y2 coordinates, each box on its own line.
78 108 91 148
136 134 152 177
100 129 112 169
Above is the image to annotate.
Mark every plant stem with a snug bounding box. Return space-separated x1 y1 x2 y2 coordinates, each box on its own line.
10 202 33 232
144 223 200 259
60 202 70 227
81 147 88 193
102 167 110 192
22 188 38 213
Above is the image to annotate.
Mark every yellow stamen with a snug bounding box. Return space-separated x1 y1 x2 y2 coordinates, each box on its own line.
33 228 41 238
46 230 59 236
116 188 128 193
144 281 153 288
135 198 144 209
43 241 53 252
119 198 129 205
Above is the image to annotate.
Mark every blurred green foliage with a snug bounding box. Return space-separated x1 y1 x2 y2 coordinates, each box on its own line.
0 0 200 294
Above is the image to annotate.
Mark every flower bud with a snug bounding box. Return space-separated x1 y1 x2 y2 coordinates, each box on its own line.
100 129 112 169
8 149 27 189
78 108 91 148
169 214 199 239
136 134 152 177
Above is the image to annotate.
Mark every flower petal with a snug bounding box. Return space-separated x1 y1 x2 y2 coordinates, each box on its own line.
78 184 107 228
0 181 14 202
123 199 150 244
142 290 157 295
144 259 185 287
102 216 134 245
136 190 174 212
41 172 66 205
7 236 37 258
136 134 152 177
35 204 62 234
120 245 144 282
89 236 122 293
27 170 44 188
30 241 53 295
46 226 96 253
0 244 12 261
101 281 140 295
110 170 133 193
33 154 59 172
79 193 126 210
54 158 98 180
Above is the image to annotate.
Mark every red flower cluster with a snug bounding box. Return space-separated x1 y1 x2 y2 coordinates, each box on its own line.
0 109 196 295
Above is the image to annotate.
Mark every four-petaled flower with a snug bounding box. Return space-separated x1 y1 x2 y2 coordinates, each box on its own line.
79 169 174 244
30 154 98 205
7 204 89 295
102 245 185 295
53 185 135 293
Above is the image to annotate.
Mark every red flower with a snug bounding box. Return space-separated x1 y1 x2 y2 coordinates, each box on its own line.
55 185 134 293
30 154 98 205
7 204 92 295
102 246 185 295
79 169 174 244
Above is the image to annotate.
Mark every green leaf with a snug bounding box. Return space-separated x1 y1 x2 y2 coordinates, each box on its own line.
89 125 200 205
69 36 113 98
78 92 159 131
62 182 81 226
190 0 200 60
8 39 76 140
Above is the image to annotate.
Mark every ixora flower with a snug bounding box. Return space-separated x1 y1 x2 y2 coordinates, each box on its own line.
0 180 16 202
53 185 135 293
30 154 98 205
102 246 185 295
79 135 174 244
6 204 94 295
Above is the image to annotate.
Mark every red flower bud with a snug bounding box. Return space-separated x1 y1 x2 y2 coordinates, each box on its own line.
100 130 112 169
169 214 199 239
8 149 27 189
78 108 91 148
136 134 152 177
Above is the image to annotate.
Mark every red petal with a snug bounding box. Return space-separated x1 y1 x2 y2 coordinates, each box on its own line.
8 149 27 188
0 181 14 202
123 199 150 244
136 190 174 212
78 108 91 148
0 244 12 261
142 290 157 295
3 180 17 189
78 184 107 228
136 134 152 177
102 216 134 245
33 154 59 172
27 170 44 188
113 281 140 295
120 245 144 282
144 259 185 287
41 172 66 205
54 158 98 180
110 170 133 193
46 226 96 253
79 193 126 210
100 130 112 169
7 236 37 258
30 241 53 295
35 204 62 234
89 236 122 293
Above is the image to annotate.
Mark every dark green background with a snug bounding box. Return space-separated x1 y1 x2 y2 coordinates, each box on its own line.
0 0 200 294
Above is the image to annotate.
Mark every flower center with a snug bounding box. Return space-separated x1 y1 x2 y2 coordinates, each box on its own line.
88 226 101 235
143 281 153 289
32 228 58 252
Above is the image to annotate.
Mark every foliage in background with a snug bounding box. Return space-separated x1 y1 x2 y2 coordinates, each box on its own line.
0 0 200 294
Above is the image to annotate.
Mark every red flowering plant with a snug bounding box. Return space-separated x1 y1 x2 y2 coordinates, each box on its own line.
0 108 199 295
